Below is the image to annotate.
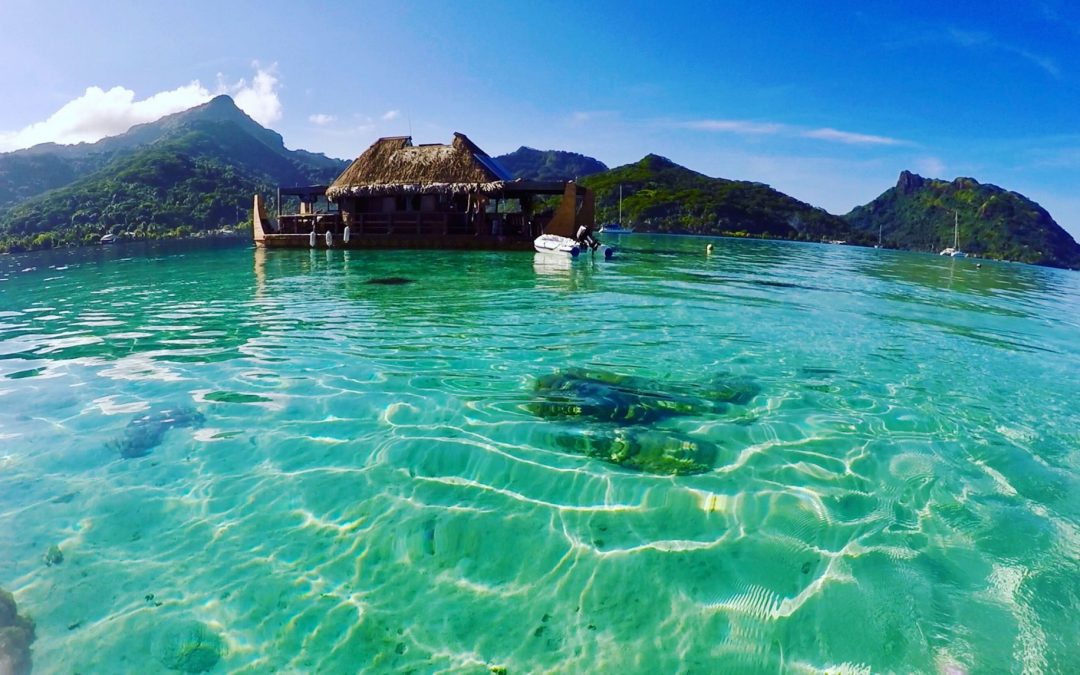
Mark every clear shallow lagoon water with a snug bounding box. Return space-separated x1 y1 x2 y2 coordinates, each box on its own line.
1 235 1078 673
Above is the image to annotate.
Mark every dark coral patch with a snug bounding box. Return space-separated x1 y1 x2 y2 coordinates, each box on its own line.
365 277 414 285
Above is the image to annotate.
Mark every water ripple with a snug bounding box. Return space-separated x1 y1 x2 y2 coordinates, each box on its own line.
0 238 1077 672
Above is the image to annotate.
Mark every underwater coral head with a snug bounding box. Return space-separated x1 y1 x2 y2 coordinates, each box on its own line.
108 407 206 459
553 426 719 475
527 368 757 475
0 587 36 675
528 367 758 425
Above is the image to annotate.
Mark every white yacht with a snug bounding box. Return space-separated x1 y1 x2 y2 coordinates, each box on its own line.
940 211 967 257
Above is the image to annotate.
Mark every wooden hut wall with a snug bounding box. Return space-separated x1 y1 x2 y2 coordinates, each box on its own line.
544 183 594 238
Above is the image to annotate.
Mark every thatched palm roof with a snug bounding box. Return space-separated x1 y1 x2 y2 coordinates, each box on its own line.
326 133 512 199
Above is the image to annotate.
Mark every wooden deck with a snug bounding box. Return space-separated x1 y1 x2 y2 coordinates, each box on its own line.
253 193 559 253
277 212 535 237
265 211 538 251
259 233 534 251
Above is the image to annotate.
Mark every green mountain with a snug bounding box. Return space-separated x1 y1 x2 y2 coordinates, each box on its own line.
580 154 858 241
845 171 1080 268
0 96 347 253
494 146 608 181
0 153 86 208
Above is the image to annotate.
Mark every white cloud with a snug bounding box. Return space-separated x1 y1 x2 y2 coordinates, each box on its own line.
381 110 401 121
676 118 904 146
914 156 947 177
0 81 210 150
1017 50 1061 78
0 63 283 152
309 113 336 126
948 28 1061 78
568 110 617 127
802 127 904 146
682 119 785 135
226 63 282 126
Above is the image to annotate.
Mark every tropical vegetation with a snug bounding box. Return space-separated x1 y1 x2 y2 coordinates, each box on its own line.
494 147 607 182
0 96 345 253
2 98 1078 269
845 171 1080 268
581 155 863 243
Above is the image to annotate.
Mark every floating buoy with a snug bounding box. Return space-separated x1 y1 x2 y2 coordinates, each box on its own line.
325 230 333 247
343 226 351 244
706 243 714 254
309 230 316 248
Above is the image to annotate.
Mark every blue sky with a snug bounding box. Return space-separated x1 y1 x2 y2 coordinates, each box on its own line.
2 0 1080 237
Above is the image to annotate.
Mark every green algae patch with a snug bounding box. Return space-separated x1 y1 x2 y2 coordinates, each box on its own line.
528 367 748 474
529 367 758 425
203 391 272 404
152 620 225 673
556 427 717 475
43 544 64 567
5 367 45 380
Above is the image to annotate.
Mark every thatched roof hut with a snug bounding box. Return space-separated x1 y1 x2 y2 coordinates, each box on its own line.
326 133 512 199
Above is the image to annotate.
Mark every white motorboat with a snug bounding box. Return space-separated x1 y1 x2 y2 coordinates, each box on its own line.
533 233 614 259
532 180 614 259
534 233 581 256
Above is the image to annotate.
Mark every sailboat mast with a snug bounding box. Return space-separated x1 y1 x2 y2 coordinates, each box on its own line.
618 184 623 225
954 211 959 249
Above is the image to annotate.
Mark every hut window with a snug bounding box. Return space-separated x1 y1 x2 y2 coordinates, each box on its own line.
421 195 437 212
411 195 422 211
383 197 396 213
497 198 522 214
395 196 407 212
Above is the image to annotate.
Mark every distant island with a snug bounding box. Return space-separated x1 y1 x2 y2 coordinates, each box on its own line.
0 96 344 252
845 170 1080 268
579 154 857 244
494 147 608 182
1 96 1078 269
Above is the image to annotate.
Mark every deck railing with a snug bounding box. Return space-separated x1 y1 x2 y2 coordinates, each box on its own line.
276 213 343 235
275 211 537 239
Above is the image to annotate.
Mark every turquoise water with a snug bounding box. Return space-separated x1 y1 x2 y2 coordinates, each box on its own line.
1 236 1078 673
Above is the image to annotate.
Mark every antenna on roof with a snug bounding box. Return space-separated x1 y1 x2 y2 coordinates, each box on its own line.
407 113 412 139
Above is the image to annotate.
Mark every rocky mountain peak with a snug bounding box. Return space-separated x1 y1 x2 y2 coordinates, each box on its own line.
896 170 925 194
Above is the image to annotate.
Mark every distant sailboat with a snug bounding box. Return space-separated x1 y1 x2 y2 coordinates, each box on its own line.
939 211 967 258
599 184 633 233
874 223 882 249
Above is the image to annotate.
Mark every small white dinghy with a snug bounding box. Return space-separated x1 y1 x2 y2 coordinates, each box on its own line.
532 182 614 259
534 233 581 257
533 233 614 259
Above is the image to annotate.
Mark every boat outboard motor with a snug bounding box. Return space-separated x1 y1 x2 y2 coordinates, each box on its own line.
577 224 601 251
